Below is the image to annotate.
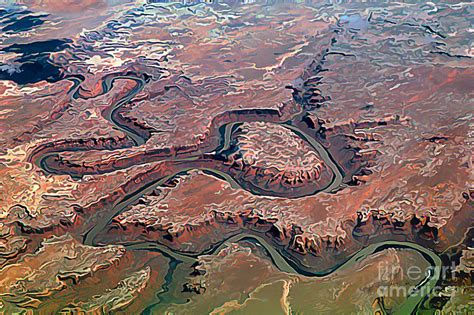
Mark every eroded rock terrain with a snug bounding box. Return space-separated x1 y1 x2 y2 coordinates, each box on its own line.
0 0 472 313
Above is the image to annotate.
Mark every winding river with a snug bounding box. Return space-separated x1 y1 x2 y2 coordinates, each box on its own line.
125 236 441 315
32 74 442 314
96 75 147 146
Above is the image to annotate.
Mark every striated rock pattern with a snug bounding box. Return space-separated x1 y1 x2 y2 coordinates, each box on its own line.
62 267 151 313
0 234 124 308
227 122 332 193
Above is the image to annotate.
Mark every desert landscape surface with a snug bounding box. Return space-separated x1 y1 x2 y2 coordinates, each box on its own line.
0 1 472 314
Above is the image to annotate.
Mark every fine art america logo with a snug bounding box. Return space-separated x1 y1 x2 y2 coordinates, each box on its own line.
377 260 457 298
